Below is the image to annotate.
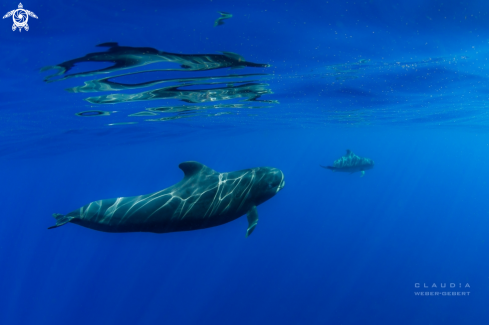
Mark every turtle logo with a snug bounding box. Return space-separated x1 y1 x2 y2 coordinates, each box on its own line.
3 3 38 32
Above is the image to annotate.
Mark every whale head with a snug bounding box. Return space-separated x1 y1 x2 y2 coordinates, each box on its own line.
252 167 285 205
361 158 375 171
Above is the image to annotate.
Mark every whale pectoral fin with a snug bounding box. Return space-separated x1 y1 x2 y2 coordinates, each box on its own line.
246 206 258 238
360 171 365 177
48 213 74 229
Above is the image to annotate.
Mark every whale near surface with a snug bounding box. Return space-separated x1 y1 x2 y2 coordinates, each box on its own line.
321 150 374 176
49 162 285 237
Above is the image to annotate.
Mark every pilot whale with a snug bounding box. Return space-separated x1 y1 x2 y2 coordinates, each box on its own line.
49 162 285 237
321 150 374 177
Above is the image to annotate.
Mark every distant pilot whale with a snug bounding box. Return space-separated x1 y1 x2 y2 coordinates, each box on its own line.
321 150 374 177
49 162 285 237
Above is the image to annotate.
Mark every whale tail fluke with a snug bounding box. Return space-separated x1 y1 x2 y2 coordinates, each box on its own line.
48 213 74 229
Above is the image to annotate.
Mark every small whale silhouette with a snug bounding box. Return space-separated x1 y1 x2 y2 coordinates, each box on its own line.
214 11 232 27
321 150 374 177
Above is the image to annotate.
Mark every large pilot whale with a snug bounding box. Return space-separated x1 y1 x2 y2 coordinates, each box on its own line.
321 150 374 177
49 162 285 237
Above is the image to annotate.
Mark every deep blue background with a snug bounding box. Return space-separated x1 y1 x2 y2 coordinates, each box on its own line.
1 0 489 324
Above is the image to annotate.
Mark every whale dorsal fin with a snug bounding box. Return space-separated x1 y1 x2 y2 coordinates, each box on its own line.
97 42 119 48
179 161 216 178
221 51 245 62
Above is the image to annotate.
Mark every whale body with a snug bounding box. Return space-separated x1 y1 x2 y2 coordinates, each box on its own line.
49 162 285 237
321 150 374 177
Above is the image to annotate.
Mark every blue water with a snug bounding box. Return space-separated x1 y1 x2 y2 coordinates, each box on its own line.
2 0 489 324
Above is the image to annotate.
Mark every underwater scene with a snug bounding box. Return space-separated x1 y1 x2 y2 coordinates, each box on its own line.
1 0 489 324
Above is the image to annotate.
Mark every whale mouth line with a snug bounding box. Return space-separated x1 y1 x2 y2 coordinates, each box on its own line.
276 178 285 193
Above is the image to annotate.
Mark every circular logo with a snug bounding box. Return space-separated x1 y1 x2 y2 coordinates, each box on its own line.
13 9 28 28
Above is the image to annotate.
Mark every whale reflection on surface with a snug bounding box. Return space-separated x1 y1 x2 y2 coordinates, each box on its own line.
41 42 269 82
85 82 273 105
65 72 268 93
147 103 274 113
125 103 273 122
41 43 275 124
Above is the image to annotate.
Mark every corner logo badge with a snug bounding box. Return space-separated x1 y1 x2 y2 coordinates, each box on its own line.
3 3 37 32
